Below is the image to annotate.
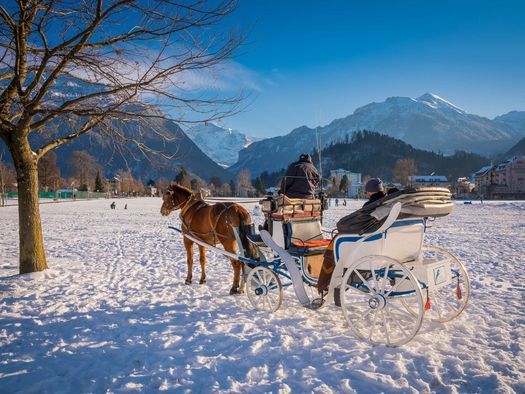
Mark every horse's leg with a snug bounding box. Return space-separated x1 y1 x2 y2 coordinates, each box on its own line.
222 239 243 294
229 259 243 295
198 245 207 284
183 236 194 285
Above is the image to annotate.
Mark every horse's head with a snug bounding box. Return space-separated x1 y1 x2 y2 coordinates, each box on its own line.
160 183 192 216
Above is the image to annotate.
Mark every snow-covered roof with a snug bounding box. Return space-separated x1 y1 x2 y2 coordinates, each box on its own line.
474 165 493 176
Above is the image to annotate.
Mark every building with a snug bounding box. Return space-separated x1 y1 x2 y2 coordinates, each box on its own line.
474 165 495 195
408 175 449 188
329 169 361 185
495 156 525 192
474 156 525 199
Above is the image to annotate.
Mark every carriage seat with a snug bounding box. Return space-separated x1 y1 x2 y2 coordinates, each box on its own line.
337 187 453 235
261 195 322 220
285 219 329 254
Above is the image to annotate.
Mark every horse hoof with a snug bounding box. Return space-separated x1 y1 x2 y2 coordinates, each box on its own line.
229 289 241 295
185 279 192 285
199 279 207 284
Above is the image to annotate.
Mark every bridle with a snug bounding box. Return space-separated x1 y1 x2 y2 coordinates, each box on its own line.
165 189 188 211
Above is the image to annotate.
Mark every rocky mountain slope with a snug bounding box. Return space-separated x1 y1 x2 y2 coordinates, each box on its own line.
230 94 524 176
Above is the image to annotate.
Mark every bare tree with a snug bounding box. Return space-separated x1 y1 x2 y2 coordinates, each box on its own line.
236 169 252 196
392 158 418 185
0 153 16 205
0 1 244 273
38 150 61 191
71 150 97 191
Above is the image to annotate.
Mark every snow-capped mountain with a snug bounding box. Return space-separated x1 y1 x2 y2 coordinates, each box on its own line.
186 123 257 167
0 74 233 182
230 93 525 176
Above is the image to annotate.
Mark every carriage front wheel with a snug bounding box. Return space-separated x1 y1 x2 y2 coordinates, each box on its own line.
340 255 424 347
246 266 283 312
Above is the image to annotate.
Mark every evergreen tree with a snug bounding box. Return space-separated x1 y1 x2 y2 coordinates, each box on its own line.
210 176 222 188
229 179 236 196
174 166 191 188
95 170 104 192
255 177 265 196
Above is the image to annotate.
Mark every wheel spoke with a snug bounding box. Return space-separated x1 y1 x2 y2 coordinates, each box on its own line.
444 297 459 314
367 310 379 340
381 264 391 294
385 274 409 297
388 309 410 338
382 310 391 346
431 289 444 320
369 261 379 293
387 303 417 322
355 269 374 294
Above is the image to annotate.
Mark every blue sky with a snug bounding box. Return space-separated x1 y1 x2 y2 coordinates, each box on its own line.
213 0 525 138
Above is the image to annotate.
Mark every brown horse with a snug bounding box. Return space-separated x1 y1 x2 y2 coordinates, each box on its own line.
160 183 258 294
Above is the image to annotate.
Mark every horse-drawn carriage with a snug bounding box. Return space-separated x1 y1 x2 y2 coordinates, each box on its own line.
164 186 470 347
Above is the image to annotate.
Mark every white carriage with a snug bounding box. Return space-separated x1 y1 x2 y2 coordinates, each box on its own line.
243 188 471 346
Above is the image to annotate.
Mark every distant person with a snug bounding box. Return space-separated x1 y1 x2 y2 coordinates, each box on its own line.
279 153 320 199
110 201 116 209
342 199 347 206
335 198 339 207
363 178 386 207
124 204 127 210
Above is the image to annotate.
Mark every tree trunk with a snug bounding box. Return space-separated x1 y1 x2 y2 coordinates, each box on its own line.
11 139 47 274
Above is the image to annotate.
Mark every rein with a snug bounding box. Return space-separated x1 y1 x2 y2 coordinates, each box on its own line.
173 190 233 243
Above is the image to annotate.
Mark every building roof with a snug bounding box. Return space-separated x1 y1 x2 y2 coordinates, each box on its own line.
474 165 493 176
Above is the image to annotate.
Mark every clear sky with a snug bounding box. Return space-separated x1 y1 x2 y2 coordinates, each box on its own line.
213 0 525 138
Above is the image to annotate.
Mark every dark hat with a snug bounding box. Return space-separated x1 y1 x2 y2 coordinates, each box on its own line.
365 178 383 193
299 153 312 162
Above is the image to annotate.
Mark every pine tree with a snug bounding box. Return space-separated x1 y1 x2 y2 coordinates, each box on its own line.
95 170 104 192
174 166 191 188
229 179 236 196
255 177 265 196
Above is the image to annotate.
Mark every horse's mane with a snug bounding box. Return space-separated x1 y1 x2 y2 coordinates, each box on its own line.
170 183 193 197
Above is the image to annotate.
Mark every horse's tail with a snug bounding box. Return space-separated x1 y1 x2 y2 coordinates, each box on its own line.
237 208 260 261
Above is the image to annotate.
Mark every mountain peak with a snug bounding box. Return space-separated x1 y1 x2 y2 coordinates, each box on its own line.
416 93 465 114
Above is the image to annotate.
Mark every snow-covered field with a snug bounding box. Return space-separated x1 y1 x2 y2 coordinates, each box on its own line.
1 198 524 393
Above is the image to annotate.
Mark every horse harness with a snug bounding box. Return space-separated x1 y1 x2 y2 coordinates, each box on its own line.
177 193 235 244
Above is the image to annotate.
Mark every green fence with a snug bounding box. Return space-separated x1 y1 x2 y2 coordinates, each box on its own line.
3 191 108 200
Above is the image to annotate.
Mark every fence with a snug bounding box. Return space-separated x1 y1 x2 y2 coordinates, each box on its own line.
1 191 109 206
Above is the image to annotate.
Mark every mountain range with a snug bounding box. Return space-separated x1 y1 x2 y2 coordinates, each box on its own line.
0 75 233 183
229 93 525 176
186 123 257 167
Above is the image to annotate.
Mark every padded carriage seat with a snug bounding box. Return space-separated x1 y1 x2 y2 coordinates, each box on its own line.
337 187 453 235
261 195 322 220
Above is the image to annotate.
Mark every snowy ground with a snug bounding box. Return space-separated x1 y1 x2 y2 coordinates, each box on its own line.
1 198 524 393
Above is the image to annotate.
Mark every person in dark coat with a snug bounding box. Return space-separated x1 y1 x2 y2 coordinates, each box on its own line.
363 178 386 206
279 153 320 199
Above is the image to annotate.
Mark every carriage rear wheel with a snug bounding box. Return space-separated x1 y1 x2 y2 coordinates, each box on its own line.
340 255 424 347
246 266 283 312
420 246 471 323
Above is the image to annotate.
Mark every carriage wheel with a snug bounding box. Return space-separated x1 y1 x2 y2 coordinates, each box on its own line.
340 255 424 347
246 266 283 312
420 246 471 323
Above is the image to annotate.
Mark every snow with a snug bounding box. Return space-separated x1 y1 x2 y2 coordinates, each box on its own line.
1 198 524 393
